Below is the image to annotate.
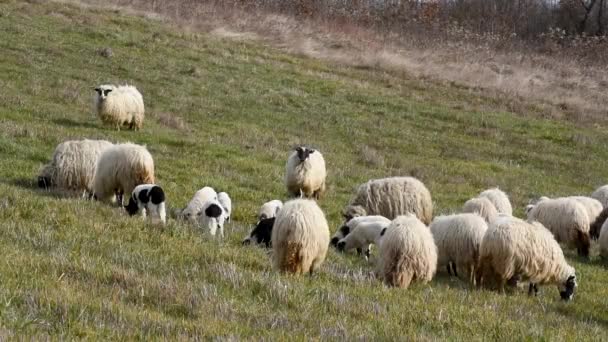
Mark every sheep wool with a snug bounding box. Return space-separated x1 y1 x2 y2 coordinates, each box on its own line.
94 84 145 130
590 206 608 239
93 143 155 204
38 139 113 197
181 187 218 224
462 197 498 224
330 215 391 248
197 199 227 238
478 188 512 216
429 213 488 284
336 219 391 258
271 199 330 275
568 196 602 224
598 220 608 259
218 192 232 223
591 185 608 208
377 215 437 288
477 216 577 300
285 146 327 199
124 184 166 225
343 177 433 224
258 200 283 221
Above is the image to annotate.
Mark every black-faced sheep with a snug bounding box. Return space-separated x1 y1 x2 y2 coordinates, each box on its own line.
94 84 145 130
376 215 437 288
242 217 275 247
124 184 166 225
476 216 577 301
218 192 232 223
342 177 433 225
478 188 512 216
38 139 113 197
336 219 391 260
258 200 283 221
462 197 498 224
285 146 326 199
330 215 390 248
591 185 608 208
271 199 329 275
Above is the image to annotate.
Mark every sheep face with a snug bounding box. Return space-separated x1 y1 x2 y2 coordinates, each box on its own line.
243 217 274 247
295 146 315 162
559 275 577 301
330 225 350 247
124 196 140 216
94 85 114 102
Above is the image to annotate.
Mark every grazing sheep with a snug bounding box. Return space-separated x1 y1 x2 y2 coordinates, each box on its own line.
271 199 330 274
376 215 437 288
527 197 591 257
591 185 608 208
285 146 327 199
38 139 113 197
569 196 602 225
462 197 498 224
93 143 155 204
218 192 232 223
258 200 283 221
330 215 391 248
476 216 577 300
342 177 433 224
242 217 275 247
336 219 391 259
598 221 608 259
180 187 218 224
478 188 512 215
124 184 166 225
429 213 488 284
94 84 145 130
197 198 227 238
590 207 608 239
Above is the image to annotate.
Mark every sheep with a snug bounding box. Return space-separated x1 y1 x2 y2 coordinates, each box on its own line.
526 197 591 257
590 206 608 239
242 217 275 247
37 139 113 197
476 215 577 301
124 184 166 225
568 196 602 225
336 219 391 259
258 200 283 221
598 220 608 259
330 215 391 248
462 197 498 224
271 199 330 275
285 146 327 199
591 185 608 208
376 214 437 288
180 187 218 224
218 192 232 223
477 188 512 215
196 198 227 238
94 84 145 130
93 143 155 205
342 177 433 225
429 213 488 284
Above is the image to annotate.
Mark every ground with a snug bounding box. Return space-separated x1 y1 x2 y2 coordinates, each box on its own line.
0 0 607 339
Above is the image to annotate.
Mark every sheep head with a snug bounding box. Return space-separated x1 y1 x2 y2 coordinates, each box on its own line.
94 85 114 101
295 146 315 162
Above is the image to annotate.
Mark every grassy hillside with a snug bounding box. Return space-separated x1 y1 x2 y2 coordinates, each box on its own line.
1 0 607 338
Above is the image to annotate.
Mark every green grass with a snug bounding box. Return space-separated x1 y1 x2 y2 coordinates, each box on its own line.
1 0 608 338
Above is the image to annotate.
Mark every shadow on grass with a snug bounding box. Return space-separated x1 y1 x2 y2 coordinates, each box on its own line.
3 177 76 199
53 118 99 129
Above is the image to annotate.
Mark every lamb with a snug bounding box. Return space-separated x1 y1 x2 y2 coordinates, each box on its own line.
218 192 232 223
285 146 327 199
598 220 608 259
336 219 391 259
242 217 275 247
94 84 145 130
124 184 166 225
271 199 330 274
477 188 512 215
180 187 218 224
462 197 498 224
376 214 437 288
526 197 591 257
342 177 433 225
476 215 577 300
330 215 391 248
93 143 155 205
258 200 283 221
429 213 488 284
37 139 113 197
196 198 227 238
591 185 608 208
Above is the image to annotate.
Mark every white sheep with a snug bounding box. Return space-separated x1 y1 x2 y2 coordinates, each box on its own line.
124 184 166 225
38 139 113 197
285 146 327 199
218 192 232 223
336 219 391 259
591 185 608 208
462 197 498 224
376 214 437 288
590 207 608 239
429 213 488 284
569 196 602 224
476 215 577 300
271 199 330 275
526 197 591 257
93 143 155 205
180 187 218 224
330 215 391 248
197 198 227 238
342 177 433 225
598 220 608 259
478 188 512 215
258 200 283 221
94 84 145 130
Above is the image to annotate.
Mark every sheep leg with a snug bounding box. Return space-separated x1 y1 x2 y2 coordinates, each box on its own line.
446 265 452 276
356 248 362 255
451 262 459 278
528 283 538 296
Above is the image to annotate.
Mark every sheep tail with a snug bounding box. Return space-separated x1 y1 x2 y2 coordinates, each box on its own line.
284 241 303 273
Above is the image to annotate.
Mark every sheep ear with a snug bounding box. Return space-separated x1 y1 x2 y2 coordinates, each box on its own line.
308 149 316 154
94 87 101 92
380 227 387 236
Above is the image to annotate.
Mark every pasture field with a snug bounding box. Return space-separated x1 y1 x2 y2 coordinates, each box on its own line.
0 0 607 339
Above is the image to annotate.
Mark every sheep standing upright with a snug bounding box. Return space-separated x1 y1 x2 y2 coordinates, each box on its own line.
180 187 218 224
272 199 330 275
462 197 498 224
93 143 155 204
218 192 232 223
591 185 608 208
376 215 437 288
124 184 166 225
94 84 145 130
478 188 512 216
342 177 433 224
285 146 327 199
38 139 113 197
477 216 577 300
